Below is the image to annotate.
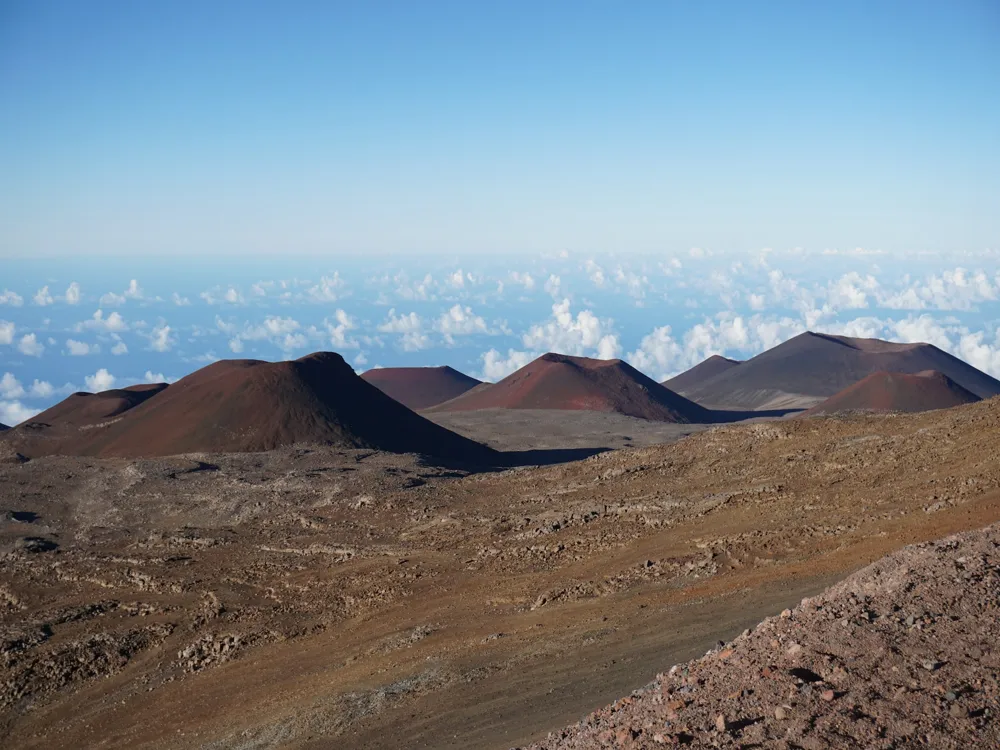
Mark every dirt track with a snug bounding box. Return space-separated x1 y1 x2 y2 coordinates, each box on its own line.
2 398 1000 748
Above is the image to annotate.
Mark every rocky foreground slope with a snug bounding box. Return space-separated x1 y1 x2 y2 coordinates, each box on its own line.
524 524 1000 749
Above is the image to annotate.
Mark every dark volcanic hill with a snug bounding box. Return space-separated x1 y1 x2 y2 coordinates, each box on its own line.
802 370 981 416
0 423 8 431
28 383 169 428
663 354 740 393
5 353 497 463
360 366 481 410
680 331 1000 410
428 353 712 423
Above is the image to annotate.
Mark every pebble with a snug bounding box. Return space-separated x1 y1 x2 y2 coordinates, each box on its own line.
774 706 787 720
715 714 727 732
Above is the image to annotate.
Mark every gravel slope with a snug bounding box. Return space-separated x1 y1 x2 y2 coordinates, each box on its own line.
523 523 1000 748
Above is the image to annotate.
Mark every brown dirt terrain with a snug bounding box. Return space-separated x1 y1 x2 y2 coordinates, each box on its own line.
361 366 482 410
680 332 1000 410
525 523 1000 749
662 356 740 392
26 383 169 428
2 397 999 748
429 353 712 423
802 370 981 416
1 353 496 465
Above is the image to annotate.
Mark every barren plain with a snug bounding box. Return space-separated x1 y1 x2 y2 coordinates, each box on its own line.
2 398 1000 748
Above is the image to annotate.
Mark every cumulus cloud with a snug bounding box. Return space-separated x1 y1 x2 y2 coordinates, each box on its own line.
626 326 685 381
172 292 191 306
85 368 116 392
77 309 128 333
64 282 81 304
0 400 41 426
521 299 621 360
377 309 429 351
66 339 95 355
480 348 534 381
111 339 128 355
325 309 357 349
201 286 244 305
124 279 143 299
435 304 488 343
0 290 24 307
509 272 535 290
229 337 245 353
18 334 44 357
100 291 126 306
543 274 562 298
148 324 176 352
1 373 56 399
584 259 607 288
306 271 347 302
33 286 54 306
0 320 13 345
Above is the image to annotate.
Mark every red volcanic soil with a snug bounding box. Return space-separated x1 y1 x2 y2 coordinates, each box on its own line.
360 366 481 410
27 383 169 428
663 354 740 393
681 331 1000 410
428 353 712 423
6 353 497 463
802 370 982 416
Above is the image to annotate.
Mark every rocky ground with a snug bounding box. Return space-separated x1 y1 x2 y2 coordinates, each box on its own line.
1 398 999 748
525 523 1000 749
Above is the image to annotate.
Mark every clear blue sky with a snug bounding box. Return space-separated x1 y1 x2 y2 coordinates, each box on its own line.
1 0 997 258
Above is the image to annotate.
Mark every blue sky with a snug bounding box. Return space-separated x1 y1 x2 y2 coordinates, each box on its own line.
1 2 999 423
2 1 997 257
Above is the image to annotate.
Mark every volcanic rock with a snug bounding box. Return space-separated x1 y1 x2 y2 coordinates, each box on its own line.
360 366 481 410
26 383 169 428
428 353 712 423
3 353 496 463
802 370 981 416
663 354 740 393
680 331 1000 410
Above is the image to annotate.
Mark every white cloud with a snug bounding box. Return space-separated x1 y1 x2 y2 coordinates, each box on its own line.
100 291 126 306
0 400 41 426
172 292 191 306
305 273 346 302
448 269 466 288
149 324 175 352
435 304 488 342
229 337 244 353
584 259 606 288
0 373 56 400
0 320 13 345
111 339 128 355
377 309 428 350
33 286 54 306
626 326 685 381
353 352 368 367
326 309 357 349
521 299 621 360
124 279 143 299
84 368 116 392
480 348 534 381
66 339 94 355
543 274 562 298
0 290 24 307
64 282 81 304
143 370 170 383
224 288 243 304
77 309 128 333
510 272 535 290
18 334 44 357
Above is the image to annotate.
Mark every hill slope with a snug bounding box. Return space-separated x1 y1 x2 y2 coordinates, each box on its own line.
663 354 740 393
5 353 496 463
681 331 1000 410
803 370 982 416
360 366 481 410
429 353 712 423
28 383 169 428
